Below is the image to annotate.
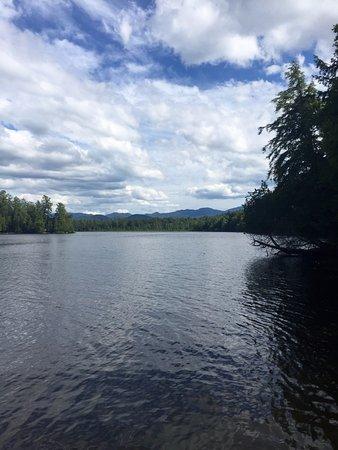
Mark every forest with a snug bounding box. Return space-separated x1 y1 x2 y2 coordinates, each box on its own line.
74 212 244 232
0 189 244 234
0 191 74 234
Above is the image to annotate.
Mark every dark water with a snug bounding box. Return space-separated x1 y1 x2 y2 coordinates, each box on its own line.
0 232 337 449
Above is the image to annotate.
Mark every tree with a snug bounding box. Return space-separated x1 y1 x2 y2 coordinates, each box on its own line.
244 181 275 234
315 25 338 245
12 197 28 233
40 195 53 232
0 191 75 235
244 55 338 256
53 203 74 233
0 190 11 232
29 201 45 233
259 62 322 185
315 25 338 173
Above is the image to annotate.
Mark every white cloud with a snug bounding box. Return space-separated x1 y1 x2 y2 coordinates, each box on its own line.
264 54 317 81
116 208 129 214
119 77 277 209
0 0 18 20
120 16 132 45
151 0 338 66
315 38 334 63
151 0 260 66
0 7 278 212
0 14 164 212
4 0 334 213
125 185 168 203
188 183 247 199
71 0 149 49
125 62 152 74
265 64 282 76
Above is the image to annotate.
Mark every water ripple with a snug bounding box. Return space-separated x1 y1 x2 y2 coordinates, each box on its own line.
0 232 337 449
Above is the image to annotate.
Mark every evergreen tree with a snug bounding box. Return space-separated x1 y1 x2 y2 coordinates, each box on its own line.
30 201 45 233
0 190 11 232
315 25 338 244
259 62 322 185
315 25 338 174
12 197 28 233
244 52 338 255
0 191 74 235
40 195 53 232
54 203 74 233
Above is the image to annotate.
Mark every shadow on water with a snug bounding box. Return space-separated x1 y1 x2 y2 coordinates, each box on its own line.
243 256 338 449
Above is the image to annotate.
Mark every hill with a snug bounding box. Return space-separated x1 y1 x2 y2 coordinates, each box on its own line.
71 206 243 221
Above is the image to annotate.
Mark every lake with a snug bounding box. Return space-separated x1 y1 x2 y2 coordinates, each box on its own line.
0 232 337 449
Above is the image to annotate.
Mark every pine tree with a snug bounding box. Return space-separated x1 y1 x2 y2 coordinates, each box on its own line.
12 197 28 233
31 201 45 233
0 190 11 232
244 58 337 255
54 203 74 233
259 62 322 185
40 195 53 232
315 24 338 173
315 24 338 244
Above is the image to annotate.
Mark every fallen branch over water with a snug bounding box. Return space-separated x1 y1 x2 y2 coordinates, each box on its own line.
251 234 338 257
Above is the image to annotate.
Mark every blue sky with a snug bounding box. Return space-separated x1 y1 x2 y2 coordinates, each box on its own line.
0 0 337 213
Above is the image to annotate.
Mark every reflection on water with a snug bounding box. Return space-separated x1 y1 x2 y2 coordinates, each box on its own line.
243 257 338 449
0 232 337 449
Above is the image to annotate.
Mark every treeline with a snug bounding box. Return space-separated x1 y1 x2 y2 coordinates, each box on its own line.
244 25 338 256
0 190 74 234
0 190 244 233
74 212 244 232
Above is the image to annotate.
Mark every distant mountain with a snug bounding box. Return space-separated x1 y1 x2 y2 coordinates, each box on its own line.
149 207 227 218
71 206 243 221
105 212 131 219
126 214 152 221
223 206 243 214
70 212 108 221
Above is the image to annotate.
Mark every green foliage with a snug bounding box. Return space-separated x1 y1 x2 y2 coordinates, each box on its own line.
0 189 243 234
244 25 338 254
54 203 74 233
259 62 322 185
73 211 244 233
40 195 53 232
0 190 12 232
315 24 338 175
244 182 275 234
0 191 74 234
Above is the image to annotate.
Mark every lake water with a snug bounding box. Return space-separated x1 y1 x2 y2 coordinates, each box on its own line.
0 232 337 449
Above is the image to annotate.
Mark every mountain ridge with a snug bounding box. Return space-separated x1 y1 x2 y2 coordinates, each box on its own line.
71 206 242 221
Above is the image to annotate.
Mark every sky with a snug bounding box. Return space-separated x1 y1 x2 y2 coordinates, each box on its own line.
0 0 337 214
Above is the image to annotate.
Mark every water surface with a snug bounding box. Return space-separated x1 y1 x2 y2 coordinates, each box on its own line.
0 232 337 449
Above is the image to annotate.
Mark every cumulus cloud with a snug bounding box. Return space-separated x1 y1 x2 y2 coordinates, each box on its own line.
188 183 247 199
17 0 337 68
264 54 317 82
151 0 260 66
0 0 18 20
0 8 278 212
265 64 282 76
113 77 278 211
1 0 335 213
151 0 338 66
0 12 165 211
